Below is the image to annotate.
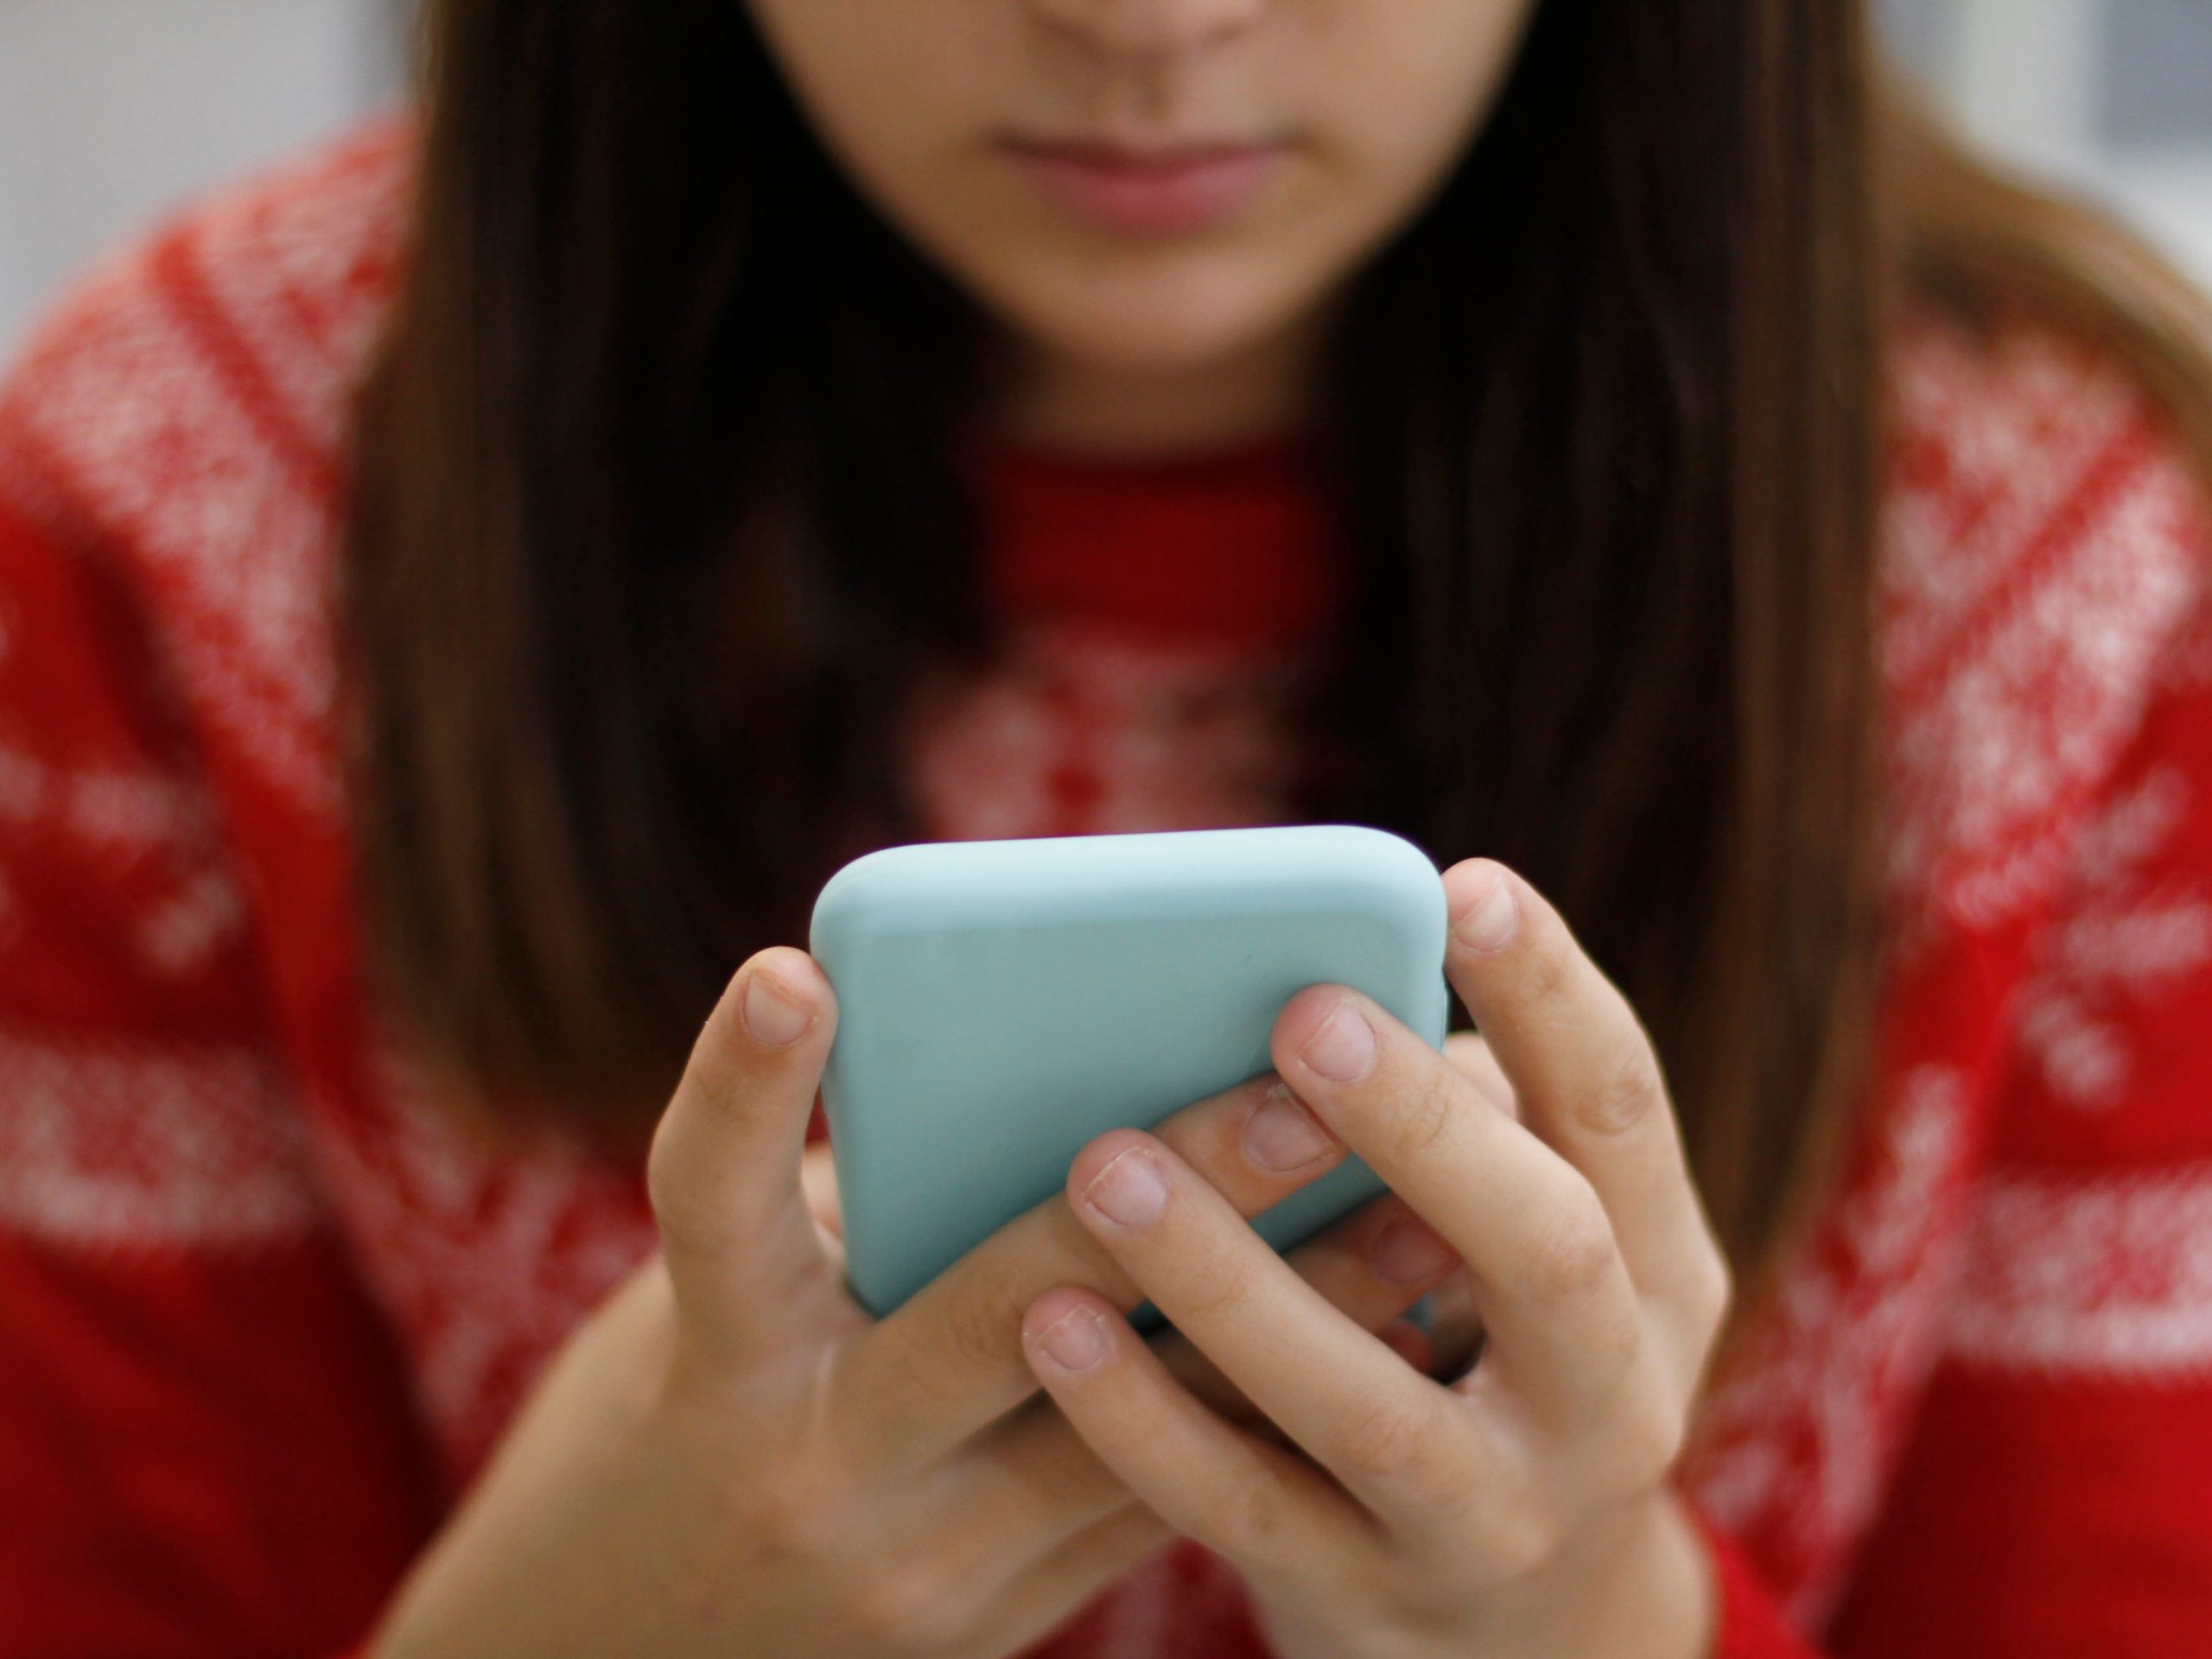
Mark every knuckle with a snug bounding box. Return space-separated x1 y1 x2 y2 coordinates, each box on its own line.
1518 925 1579 1012
1206 1478 1295 1567
849 1558 984 1655
643 1138 690 1235
1335 1391 1441 1484
643 1132 679 1217
1683 1242 1735 1344
1395 1065 1466 1163
1515 1179 1618 1303
1622 1384 1690 1484
1580 1299 1649 1403
939 1275 1029 1376
737 1459 845 1565
1584 1042 1665 1137
1177 1253 1258 1325
645 1138 733 1260
1474 1493 1566 1585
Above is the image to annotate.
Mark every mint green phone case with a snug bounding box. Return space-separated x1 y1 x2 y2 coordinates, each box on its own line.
808 824 1450 1323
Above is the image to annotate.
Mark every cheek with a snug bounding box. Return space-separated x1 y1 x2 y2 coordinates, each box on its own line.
743 0 994 219
1315 1 1537 219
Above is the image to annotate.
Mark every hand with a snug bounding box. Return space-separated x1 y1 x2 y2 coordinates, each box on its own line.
370 946 1454 1659
1016 860 1732 1659
798 1109 1475 1403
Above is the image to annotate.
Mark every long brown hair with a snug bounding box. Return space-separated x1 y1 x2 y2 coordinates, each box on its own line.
342 0 2212 1276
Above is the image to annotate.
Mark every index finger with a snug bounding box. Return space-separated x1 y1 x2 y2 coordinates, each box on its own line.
827 1072 1352 1471
1438 859 1721 1311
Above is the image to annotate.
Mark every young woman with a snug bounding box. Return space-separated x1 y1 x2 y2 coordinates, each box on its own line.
3 1 2210 1654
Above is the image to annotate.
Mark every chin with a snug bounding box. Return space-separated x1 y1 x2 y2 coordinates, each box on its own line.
980 249 1332 382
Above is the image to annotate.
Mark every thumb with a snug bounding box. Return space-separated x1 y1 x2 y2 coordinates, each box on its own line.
646 946 840 1362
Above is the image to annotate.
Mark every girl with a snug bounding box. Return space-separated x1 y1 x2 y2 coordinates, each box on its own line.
3 2 2209 1655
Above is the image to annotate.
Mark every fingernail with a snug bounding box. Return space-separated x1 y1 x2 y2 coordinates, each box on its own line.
1452 869 1520 953
1301 999 1376 1083
1083 1147 1169 1229
1033 1305 1109 1373
1373 1217 1459 1284
1243 1085 1337 1172
742 966 812 1046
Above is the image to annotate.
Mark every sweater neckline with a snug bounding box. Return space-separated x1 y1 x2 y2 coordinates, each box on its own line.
963 426 1318 493
960 423 1336 653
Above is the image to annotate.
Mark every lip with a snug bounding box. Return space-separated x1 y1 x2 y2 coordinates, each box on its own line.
1001 137 1287 237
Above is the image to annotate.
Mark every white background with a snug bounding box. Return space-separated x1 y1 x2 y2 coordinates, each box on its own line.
3 0 2210 354
0 0 402 352
1882 0 2212 283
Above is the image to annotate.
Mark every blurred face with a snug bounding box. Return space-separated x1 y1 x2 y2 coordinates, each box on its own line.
743 1 1539 442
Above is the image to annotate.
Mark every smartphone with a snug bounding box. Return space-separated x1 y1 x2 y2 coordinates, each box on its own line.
808 823 1450 1325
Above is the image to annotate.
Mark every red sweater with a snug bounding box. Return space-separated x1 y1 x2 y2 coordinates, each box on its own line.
3 116 2211 1659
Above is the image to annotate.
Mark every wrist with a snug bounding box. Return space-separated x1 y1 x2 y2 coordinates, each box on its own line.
1465 1490 1716 1659
1609 1490 1719 1659
1255 1489 1715 1659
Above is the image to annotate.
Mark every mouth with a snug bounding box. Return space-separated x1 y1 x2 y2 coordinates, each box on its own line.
998 134 1291 237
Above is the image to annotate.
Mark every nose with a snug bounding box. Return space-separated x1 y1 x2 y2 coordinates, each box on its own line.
1024 0 1265 58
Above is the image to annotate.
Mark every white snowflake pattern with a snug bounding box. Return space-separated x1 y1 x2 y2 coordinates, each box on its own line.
1879 323 2207 936
0 1025 321 1249
908 618 1310 840
308 1049 659 1475
1949 1166 2212 1376
0 734 247 974
2014 764 2212 1109
1685 1067 1980 1624
0 128 409 820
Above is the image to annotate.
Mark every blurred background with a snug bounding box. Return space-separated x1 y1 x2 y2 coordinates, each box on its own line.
3 0 2211 354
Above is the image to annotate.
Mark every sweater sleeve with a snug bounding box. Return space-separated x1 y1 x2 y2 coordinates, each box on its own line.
1798 351 2212 1653
0 479 442 1656
1820 550 2212 1656
1691 1506 1825 1659
1676 325 2212 1658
